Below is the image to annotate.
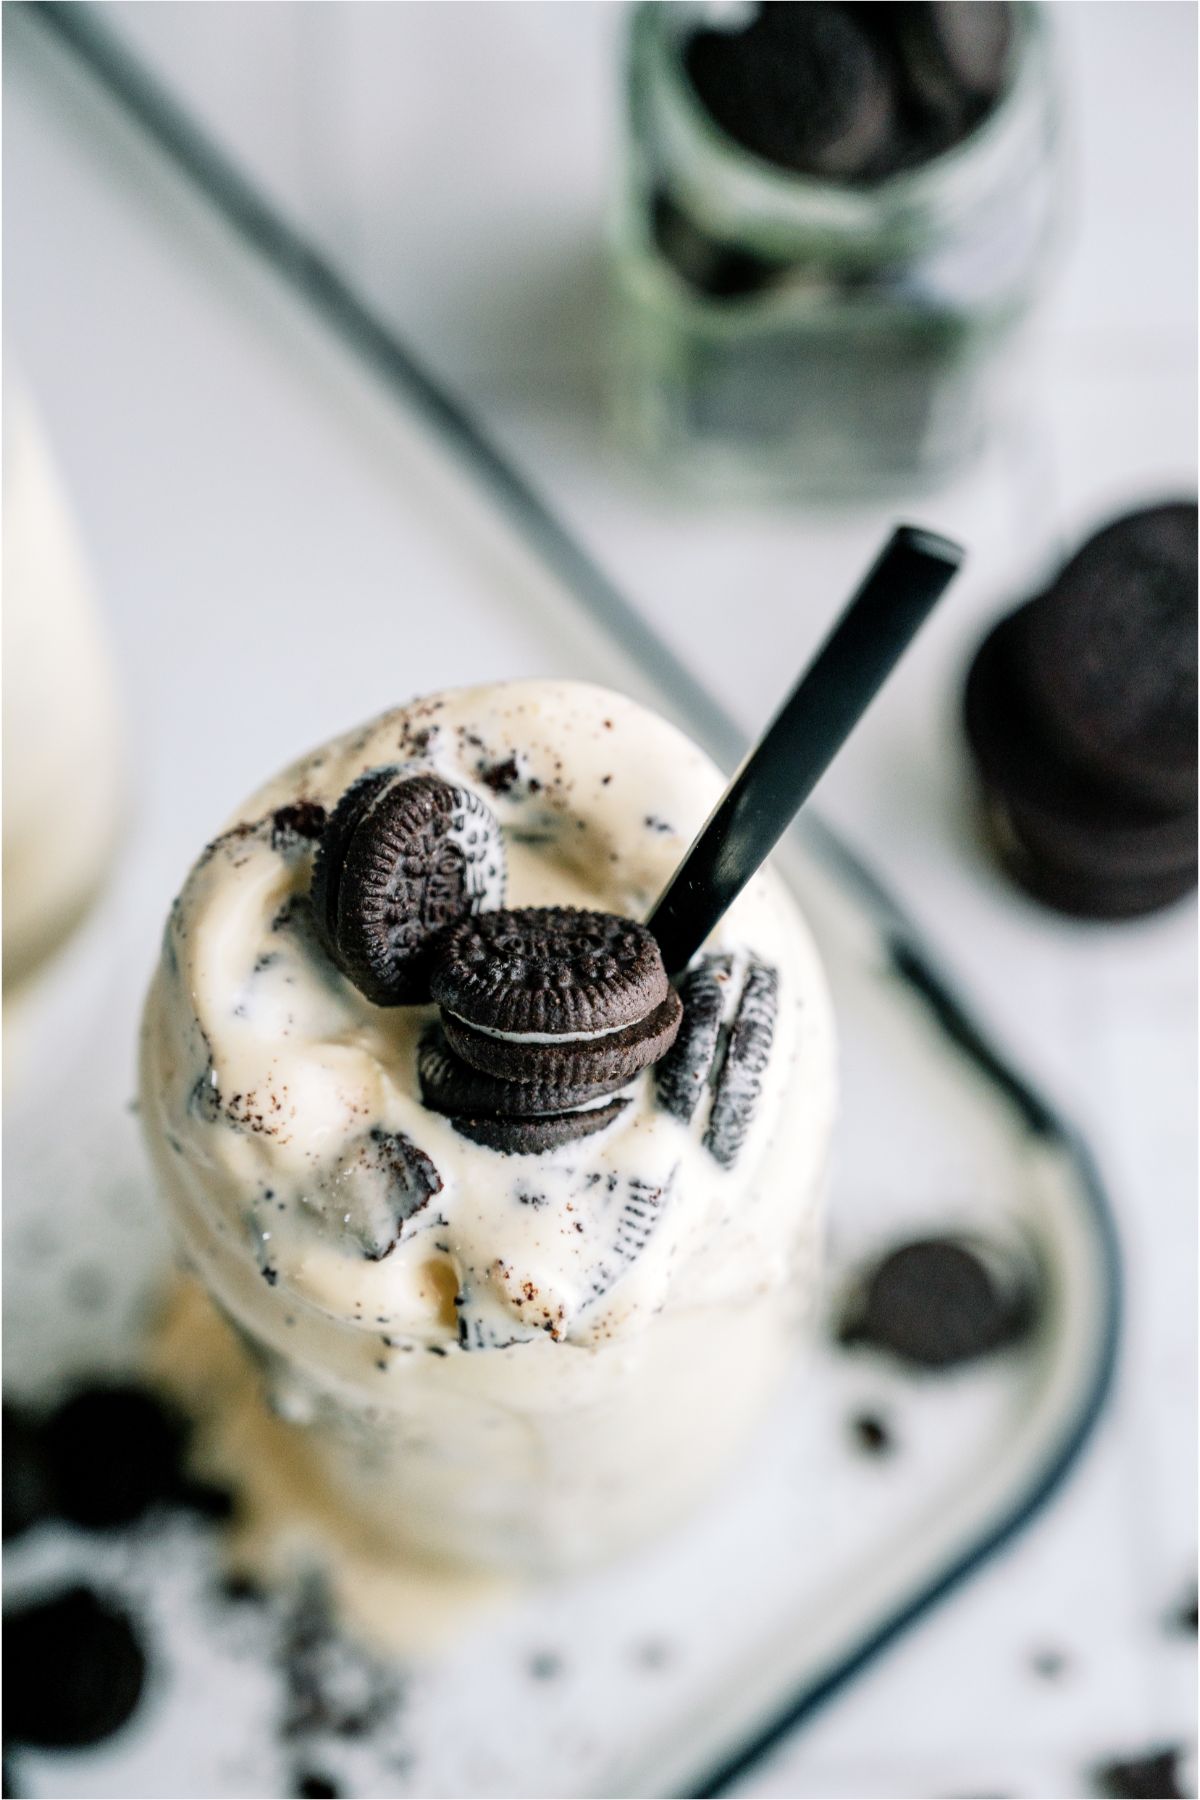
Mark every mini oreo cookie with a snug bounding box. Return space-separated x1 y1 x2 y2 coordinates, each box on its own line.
839 1234 1038 1369
1022 503 1198 814
964 605 1197 918
654 955 733 1123
432 906 669 1035
1093 1747 1188 1800
419 1024 631 1119
704 961 779 1168
449 1097 630 1156
4 1585 147 1748
312 770 505 1005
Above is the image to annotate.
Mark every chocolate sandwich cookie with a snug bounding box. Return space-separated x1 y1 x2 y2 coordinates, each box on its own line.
704 961 779 1167
311 770 505 1005
4 1585 147 1749
419 1025 631 1119
964 603 1197 918
432 906 681 1086
1022 503 1198 814
838 1233 1038 1369
654 955 733 1123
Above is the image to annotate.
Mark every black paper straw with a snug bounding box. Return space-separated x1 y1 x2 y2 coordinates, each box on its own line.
647 526 963 975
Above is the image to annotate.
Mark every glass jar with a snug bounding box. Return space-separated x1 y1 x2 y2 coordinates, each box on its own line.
611 3 1061 497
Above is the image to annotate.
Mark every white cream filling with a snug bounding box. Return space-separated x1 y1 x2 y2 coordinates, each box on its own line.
448 1011 630 1045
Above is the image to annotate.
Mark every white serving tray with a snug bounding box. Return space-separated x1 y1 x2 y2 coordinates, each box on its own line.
3 15 1118 1798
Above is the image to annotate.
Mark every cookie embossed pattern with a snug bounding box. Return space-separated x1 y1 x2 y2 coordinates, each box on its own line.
139 681 837 1577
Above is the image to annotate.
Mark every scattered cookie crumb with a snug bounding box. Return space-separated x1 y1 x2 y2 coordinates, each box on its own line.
1029 1647 1069 1680
850 1412 893 1456
528 1651 563 1681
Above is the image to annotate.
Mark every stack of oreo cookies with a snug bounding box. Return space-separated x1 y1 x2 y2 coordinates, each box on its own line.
309 767 785 1158
420 907 682 1153
964 503 1198 919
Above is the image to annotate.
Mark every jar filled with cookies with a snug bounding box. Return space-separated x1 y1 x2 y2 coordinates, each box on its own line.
612 2 1061 496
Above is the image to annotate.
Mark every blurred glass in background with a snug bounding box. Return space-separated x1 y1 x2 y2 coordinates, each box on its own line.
613 1 1060 495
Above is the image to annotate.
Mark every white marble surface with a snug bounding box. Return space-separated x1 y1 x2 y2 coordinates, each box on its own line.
4 4 1196 1796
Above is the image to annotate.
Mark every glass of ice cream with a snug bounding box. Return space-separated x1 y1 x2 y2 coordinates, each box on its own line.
139 681 835 1576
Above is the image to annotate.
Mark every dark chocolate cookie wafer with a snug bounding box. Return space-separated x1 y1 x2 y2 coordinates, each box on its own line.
442 990 682 1088
419 1025 631 1119
683 3 896 182
432 906 669 1035
838 1234 1038 1369
313 771 505 1005
1022 503 1198 814
704 961 779 1167
965 605 1197 918
450 1098 630 1156
654 955 733 1123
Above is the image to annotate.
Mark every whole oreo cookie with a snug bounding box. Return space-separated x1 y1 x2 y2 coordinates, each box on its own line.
1022 504 1198 814
838 1234 1038 1369
654 955 733 1123
419 1025 631 1119
704 961 779 1168
431 906 670 1037
312 771 505 1005
449 1098 630 1156
965 605 1197 918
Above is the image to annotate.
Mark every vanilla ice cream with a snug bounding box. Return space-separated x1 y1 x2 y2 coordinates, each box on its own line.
140 682 835 1574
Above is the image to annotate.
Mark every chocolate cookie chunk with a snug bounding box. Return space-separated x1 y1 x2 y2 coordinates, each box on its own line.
654 955 733 1123
313 771 505 1005
450 1098 630 1155
839 1234 1038 1369
964 604 1197 918
318 1128 443 1260
4 1586 146 1748
704 961 779 1167
1023 504 1198 813
432 906 669 1036
419 1025 631 1119
271 799 328 855
684 3 896 182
